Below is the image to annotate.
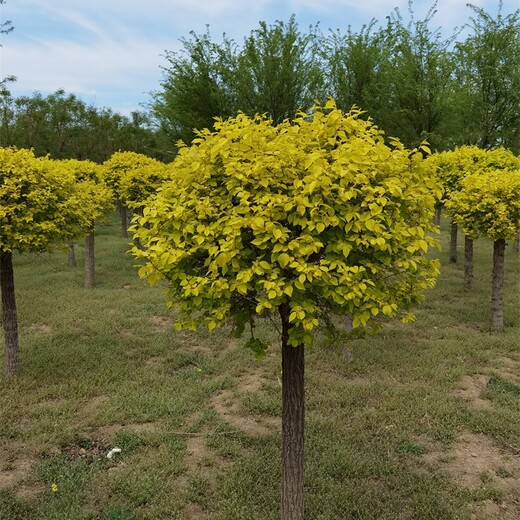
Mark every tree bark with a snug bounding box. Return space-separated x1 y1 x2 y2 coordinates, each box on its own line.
491 239 506 332
279 303 305 520
464 235 474 291
0 250 20 375
84 224 95 289
434 206 442 226
67 241 77 267
449 221 458 263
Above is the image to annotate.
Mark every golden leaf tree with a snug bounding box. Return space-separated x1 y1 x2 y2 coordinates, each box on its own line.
446 169 520 330
0 148 87 374
131 101 441 520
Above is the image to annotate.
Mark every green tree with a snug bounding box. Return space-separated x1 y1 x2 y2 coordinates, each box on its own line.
454 2 520 152
152 29 237 144
323 21 384 116
152 16 324 142
234 15 324 124
376 0 458 150
446 169 520 330
0 147 87 374
0 0 15 91
0 89 168 162
131 101 440 520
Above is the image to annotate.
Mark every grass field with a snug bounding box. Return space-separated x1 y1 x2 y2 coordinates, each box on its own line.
0 215 519 520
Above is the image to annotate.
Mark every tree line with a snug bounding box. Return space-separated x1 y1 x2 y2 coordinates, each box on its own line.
0 88 172 162
151 2 520 154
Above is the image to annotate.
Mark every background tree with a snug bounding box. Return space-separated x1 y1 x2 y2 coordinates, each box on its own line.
131 101 440 520
234 15 324 124
0 147 86 374
453 2 520 153
103 151 166 238
427 146 519 285
323 21 383 117
60 159 114 287
151 29 237 144
446 169 520 330
375 1 458 150
0 89 169 162
0 0 15 90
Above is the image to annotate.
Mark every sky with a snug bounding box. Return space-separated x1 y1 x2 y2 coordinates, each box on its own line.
0 0 517 116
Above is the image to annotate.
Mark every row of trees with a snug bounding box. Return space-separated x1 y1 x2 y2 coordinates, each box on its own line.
0 147 174 375
2 127 518 520
152 2 520 153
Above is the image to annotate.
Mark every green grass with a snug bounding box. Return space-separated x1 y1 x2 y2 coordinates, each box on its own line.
0 215 519 519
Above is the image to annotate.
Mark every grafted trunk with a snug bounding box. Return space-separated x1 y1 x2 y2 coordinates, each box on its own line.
450 221 458 263
0 250 20 374
279 303 305 520
84 224 95 288
464 235 474 291
491 239 506 332
67 241 77 267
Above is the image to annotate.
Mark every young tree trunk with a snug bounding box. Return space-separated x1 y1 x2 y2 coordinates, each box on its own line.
464 235 474 291
449 221 458 263
0 250 20 375
491 239 506 332
84 224 95 289
279 303 305 520
119 200 128 239
67 241 77 267
434 206 442 226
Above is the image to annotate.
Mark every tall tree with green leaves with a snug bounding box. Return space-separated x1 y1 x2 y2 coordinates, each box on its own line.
376 0 458 150
454 2 520 153
323 21 384 116
234 15 324 124
132 101 440 520
151 29 237 144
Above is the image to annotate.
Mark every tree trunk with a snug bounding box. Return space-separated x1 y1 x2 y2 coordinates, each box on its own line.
464 235 474 291
279 303 305 520
67 241 77 267
84 224 95 289
119 201 128 239
0 250 20 375
449 221 458 263
434 206 442 226
491 239 506 332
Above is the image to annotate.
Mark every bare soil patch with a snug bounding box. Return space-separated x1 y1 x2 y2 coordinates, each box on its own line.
210 371 280 436
454 374 493 410
26 323 52 334
422 431 520 519
492 357 520 384
183 501 210 520
0 441 42 499
150 315 173 332
80 394 110 415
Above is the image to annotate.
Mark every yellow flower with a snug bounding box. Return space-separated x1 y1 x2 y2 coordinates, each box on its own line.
51 483 58 493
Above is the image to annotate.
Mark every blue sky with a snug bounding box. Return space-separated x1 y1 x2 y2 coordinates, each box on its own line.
1 0 517 115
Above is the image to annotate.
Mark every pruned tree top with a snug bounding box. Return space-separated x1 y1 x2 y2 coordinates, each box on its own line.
132 101 440 353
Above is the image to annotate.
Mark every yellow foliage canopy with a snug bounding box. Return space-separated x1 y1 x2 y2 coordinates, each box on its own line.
132 101 440 347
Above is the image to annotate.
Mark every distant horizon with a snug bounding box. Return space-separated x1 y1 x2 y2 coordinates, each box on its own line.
2 0 517 115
